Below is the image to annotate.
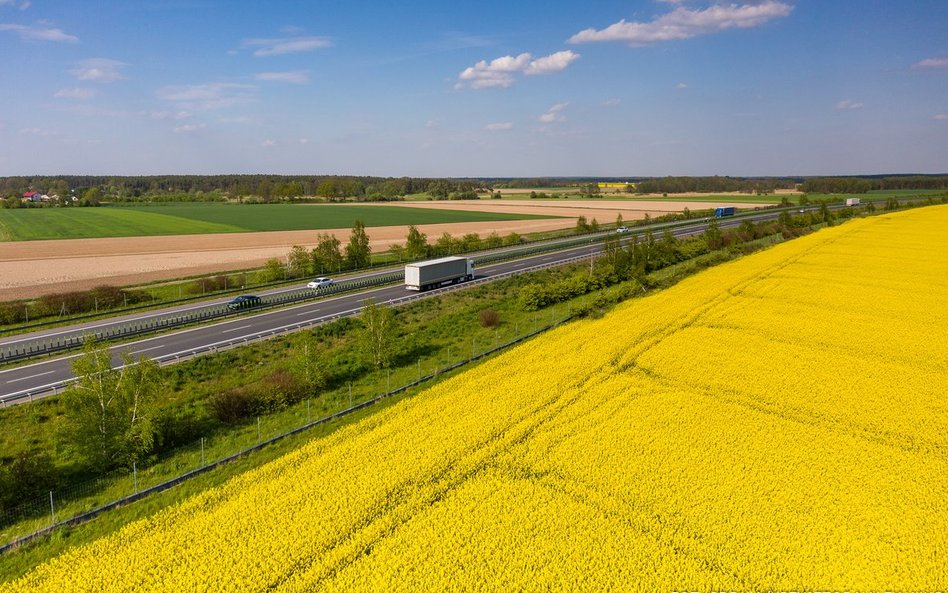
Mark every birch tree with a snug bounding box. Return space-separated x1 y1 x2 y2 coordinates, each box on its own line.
358 299 397 369
62 338 163 471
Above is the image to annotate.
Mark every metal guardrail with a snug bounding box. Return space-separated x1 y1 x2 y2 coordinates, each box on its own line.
0 272 404 366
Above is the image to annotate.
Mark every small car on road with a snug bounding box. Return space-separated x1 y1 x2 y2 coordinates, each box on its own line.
307 277 334 290
227 295 262 310
616 226 630 234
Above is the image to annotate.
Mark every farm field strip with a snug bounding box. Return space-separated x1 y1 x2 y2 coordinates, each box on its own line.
0 203 558 242
3 206 947 591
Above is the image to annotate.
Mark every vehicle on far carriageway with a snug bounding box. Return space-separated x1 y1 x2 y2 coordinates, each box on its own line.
227 295 262 310
405 256 474 291
713 206 736 218
306 277 334 290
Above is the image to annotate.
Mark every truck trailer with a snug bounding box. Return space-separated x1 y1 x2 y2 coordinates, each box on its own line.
846 198 861 206
713 206 736 218
405 256 474 291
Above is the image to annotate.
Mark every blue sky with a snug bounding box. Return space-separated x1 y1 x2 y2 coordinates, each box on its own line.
1 0 946 177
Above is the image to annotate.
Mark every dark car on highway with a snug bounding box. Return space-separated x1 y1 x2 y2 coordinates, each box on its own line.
227 295 262 310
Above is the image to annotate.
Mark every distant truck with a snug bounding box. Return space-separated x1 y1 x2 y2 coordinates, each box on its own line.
405 256 474 291
846 198 861 206
713 207 736 218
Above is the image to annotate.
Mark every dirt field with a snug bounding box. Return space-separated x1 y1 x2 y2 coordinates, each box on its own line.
0 200 767 300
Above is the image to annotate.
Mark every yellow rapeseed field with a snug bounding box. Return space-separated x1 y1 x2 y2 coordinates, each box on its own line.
4 206 946 592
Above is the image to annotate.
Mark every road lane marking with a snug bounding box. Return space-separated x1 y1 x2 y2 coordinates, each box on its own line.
220 325 251 334
296 309 320 316
128 346 163 356
7 370 56 384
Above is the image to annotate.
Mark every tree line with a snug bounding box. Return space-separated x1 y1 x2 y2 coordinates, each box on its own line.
632 176 796 194
0 175 491 203
4 174 948 205
801 175 948 193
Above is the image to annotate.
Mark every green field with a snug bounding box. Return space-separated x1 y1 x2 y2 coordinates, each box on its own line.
0 203 558 241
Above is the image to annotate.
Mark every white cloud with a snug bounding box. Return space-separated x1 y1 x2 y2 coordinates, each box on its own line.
457 52 531 89
0 22 77 42
299 138 309 144
157 83 256 111
602 98 621 106
539 102 569 123
262 139 276 147
523 50 580 75
425 119 440 129
456 50 579 89
836 100 864 110
70 59 127 83
675 82 688 89
242 36 332 57
146 110 192 120
54 87 97 100
934 114 948 121
18 127 56 136
173 123 206 133
254 70 310 84
912 57 948 70
569 1 792 46
485 122 513 130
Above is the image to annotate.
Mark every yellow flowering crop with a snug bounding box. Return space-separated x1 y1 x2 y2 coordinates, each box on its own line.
4 206 947 592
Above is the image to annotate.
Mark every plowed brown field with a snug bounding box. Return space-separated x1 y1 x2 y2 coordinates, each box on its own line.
0 200 764 300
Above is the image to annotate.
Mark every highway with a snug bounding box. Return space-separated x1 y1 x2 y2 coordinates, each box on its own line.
0 208 806 405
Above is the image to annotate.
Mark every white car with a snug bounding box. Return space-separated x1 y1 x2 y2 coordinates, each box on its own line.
616 226 630 234
307 277 334 289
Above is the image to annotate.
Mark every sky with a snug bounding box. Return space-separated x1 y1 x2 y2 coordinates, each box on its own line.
1 0 947 177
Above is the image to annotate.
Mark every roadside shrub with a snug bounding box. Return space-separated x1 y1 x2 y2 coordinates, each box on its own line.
209 383 279 423
208 370 306 423
89 285 125 309
2 285 148 325
37 290 91 316
122 288 150 306
503 232 522 246
0 451 56 517
0 303 24 325
263 369 307 405
478 309 500 328
208 387 258 423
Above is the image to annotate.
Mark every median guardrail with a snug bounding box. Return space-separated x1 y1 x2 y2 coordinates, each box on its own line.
0 272 404 366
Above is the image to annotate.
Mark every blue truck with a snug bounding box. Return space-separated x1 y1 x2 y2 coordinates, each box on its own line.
713 206 736 218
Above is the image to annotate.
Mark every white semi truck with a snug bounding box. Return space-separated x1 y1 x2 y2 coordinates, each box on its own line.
405 256 474 291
